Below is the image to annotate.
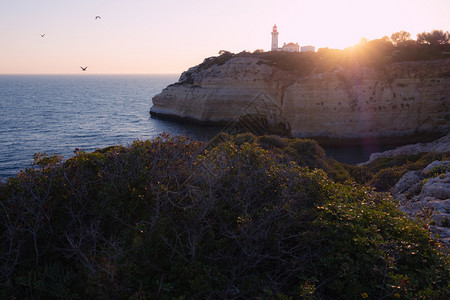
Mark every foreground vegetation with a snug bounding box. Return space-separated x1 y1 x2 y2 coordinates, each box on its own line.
0 134 448 299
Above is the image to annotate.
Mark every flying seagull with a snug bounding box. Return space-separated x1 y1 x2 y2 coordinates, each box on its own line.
95 16 101 20
80 66 88 71
40 34 45 37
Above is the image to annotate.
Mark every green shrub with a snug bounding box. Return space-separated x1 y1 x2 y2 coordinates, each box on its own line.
316 185 449 298
323 159 354 183
286 138 326 169
0 135 448 299
369 167 406 192
256 134 288 149
233 132 256 145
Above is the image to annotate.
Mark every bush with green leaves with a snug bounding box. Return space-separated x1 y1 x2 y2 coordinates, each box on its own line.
0 134 448 299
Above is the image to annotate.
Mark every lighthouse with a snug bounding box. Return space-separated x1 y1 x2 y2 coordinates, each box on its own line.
271 24 279 51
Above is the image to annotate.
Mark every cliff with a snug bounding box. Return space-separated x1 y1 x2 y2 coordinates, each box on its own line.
151 54 450 139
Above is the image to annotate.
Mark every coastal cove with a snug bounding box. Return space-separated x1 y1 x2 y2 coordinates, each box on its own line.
3 0 450 296
1 56 449 300
0 74 446 180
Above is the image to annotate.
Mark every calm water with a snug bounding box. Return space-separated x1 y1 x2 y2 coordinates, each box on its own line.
0 75 220 179
0 74 422 180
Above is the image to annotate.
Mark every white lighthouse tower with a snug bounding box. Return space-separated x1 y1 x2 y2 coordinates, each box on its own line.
271 24 279 51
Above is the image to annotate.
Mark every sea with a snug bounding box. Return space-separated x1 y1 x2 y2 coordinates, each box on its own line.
0 74 421 180
0 74 221 180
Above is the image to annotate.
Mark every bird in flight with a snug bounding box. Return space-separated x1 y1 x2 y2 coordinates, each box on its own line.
80 66 88 71
95 16 101 20
40 34 45 37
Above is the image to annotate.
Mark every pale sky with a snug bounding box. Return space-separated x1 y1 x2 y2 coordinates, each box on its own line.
1 0 449 74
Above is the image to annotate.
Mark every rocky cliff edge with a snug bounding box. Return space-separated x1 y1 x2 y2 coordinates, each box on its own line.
151 53 450 139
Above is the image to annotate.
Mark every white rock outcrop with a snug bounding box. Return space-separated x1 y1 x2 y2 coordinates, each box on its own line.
361 134 450 165
392 161 450 246
151 55 450 139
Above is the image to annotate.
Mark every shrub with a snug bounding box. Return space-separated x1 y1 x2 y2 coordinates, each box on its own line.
369 167 406 192
286 138 326 169
256 134 288 149
323 159 354 183
233 132 256 145
316 185 449 298
0 135 448 298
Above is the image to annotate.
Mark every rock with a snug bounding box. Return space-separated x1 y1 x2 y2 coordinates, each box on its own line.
151 54 450 139
361 135 450 165
391 170 421 198
421 172 450 200
426 199 450 210
394 162 450 247
430 226 450 245
423 160 450 175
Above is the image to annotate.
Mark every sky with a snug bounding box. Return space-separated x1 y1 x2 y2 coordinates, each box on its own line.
1 0 449 74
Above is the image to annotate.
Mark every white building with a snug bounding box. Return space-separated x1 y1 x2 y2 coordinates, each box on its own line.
271 25 314 53
301 45 315 52
281 42 300 52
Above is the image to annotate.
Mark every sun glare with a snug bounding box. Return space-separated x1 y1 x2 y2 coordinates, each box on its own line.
277 0 448 51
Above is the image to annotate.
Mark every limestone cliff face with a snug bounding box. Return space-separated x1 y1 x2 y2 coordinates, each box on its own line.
151 56 450 139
